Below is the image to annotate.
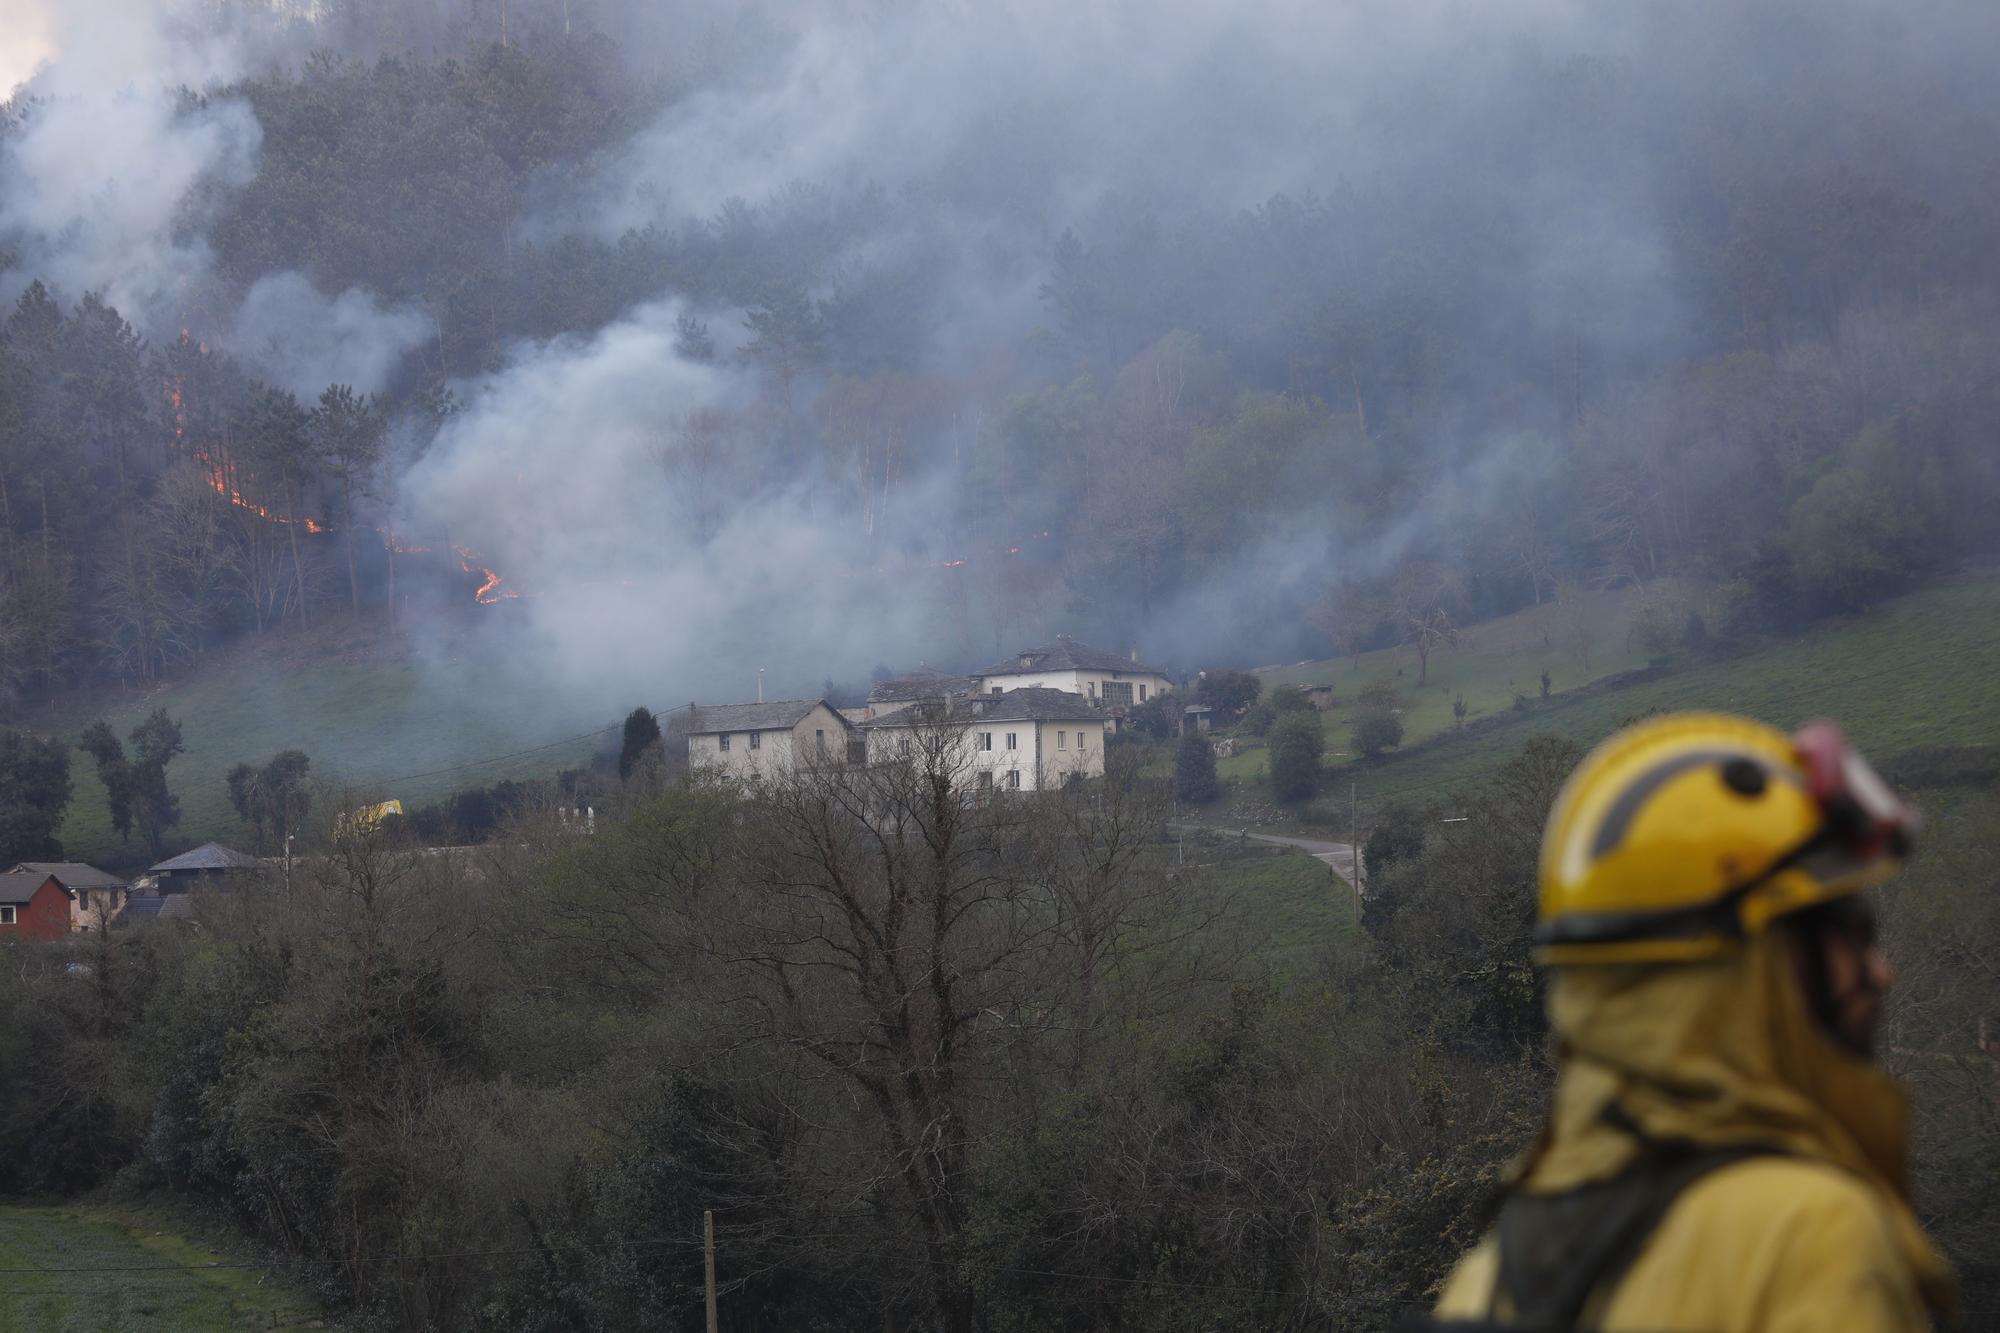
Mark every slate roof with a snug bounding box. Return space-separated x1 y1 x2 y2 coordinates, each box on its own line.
0 872 60 905
148 842 261 874
863 687 1106 727
974 635 1166 679
679 699 847 735
868 668 976 705
11 862 126 891
122 892 164 921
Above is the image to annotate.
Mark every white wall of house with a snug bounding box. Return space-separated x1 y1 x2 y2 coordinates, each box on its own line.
690 703 852 781
70 888 126 932
865 717 1107 792
972 668 1172 706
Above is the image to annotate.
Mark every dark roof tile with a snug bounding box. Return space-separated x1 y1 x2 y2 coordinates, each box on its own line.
863 687 1105 727
679 699 848 735
973 635 1166 679
11 862 126 891
0 872 60 905
148 842 261 874
868 669 976 704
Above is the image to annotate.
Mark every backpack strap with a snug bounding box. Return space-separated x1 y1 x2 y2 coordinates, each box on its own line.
1401 1132 1784 1332
1493 1143 1777 1328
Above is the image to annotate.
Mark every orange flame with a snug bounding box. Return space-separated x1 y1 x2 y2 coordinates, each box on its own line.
452 544 520 604
165 378 186 441
191 448 328 532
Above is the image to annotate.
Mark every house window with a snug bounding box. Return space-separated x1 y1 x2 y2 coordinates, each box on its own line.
1057 731 1067 750
1087 681 1097 697
0 906 14 925
815 729 826 754
991 686 1003 696
1006 732 1017 750
1102 682 1133 707
1006 770 1022 790
749 731 762 750
979 732 993 751
900 737 913 756
977 771 993 792
1078 730 1089 749
1139 685 1148 702
719 734 731 752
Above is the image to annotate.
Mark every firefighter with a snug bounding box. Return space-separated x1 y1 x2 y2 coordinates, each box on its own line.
1428 712 1957 1331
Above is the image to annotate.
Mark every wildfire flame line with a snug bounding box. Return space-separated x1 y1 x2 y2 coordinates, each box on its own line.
453 545 520 604
161 375 512 604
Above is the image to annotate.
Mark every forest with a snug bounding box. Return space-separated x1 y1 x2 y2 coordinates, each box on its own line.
0 729 1995 1331
3 0 2000 1328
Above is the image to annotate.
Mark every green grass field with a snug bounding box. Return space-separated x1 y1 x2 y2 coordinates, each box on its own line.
1192 844 1359 975
1220 587 1648 782
0 1207 321 1331
24 616 616 871
1252 573 2000 815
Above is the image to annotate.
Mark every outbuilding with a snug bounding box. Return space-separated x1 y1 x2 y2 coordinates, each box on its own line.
0 872 75 941
9 861 129 931
147 842 261 889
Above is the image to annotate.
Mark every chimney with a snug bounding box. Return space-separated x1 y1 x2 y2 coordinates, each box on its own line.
1131 647 1139 662
757 668 765 703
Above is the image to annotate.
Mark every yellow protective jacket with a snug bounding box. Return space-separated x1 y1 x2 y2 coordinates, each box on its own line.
1434 932 1956 1331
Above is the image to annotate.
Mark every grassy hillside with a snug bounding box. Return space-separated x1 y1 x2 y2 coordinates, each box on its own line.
24 616 617 872
1237 574 2000 814
0 1206 323 1330
1197 843 1359 975
1222 587 1646 781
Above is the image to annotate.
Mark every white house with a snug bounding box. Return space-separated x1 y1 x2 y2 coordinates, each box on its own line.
675 699 857 780
861 688 1108 793
970 636 1173 712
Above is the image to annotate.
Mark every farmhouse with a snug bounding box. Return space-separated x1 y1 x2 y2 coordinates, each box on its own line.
0 872 73 941
672 699 858 781
861 687 1108 793
8 861 128 931
971 636 1173 715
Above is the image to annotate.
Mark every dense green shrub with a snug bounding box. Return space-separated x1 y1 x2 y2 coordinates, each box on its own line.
1269 714 1325 802
1175 732 1221 803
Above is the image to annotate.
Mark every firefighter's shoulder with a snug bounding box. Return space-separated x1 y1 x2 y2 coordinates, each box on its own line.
1427 1158 1924 1332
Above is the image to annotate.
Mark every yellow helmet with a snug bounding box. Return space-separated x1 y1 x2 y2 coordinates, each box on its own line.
1536 712 1915 965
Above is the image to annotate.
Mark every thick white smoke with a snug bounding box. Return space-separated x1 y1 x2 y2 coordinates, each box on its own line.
227 273 433 400
398 301 949 708
0 0 261 325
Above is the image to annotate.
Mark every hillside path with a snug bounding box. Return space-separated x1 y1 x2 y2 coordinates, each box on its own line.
1172 825 1366 893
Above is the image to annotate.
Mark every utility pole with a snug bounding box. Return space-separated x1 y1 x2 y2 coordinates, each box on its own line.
703 1210 718 1333
1350 779 1359 891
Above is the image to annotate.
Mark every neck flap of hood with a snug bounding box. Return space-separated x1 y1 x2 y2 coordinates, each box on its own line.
1520 935 1955 1318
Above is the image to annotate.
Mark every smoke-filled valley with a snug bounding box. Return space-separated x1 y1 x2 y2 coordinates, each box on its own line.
3 1 2000 1329
6 0 2000 720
